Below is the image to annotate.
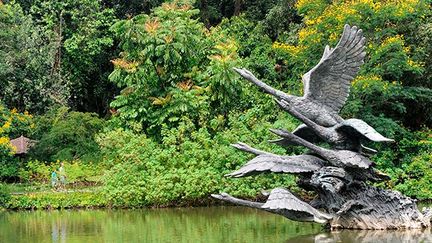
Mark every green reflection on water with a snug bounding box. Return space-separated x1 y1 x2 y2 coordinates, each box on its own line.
0 205 431 243
0 207 322 243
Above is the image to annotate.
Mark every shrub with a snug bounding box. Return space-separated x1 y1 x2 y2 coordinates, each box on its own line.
30 106 104 162
8 191 106 209
394 152 432 200
19 160 104 185
0 183 11 207
97 108 304 207
0 103 34 181
374 129 432 199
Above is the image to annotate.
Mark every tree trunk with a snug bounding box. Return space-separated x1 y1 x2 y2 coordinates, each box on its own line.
234 0 242 16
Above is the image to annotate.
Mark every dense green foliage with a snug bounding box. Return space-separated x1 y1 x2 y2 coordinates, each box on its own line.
108 2 245 137
18 160 103 185
0 183 11 207
0 2 64 112
8 191 105 209
97 111 301 207
0 104 33 181
375 129 432 199
0 0 430 209
30 106 104 162
28 0 118 113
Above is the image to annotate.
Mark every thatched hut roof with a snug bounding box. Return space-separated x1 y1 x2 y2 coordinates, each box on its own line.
10 135 36 155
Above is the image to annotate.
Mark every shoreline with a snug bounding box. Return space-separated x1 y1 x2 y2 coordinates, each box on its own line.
2 190 431 211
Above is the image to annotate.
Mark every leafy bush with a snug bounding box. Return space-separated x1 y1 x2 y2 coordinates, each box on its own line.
8 191 106 209
374 129 432 199
18 160 51 183
0 103 34 181
30 106 104 162
0 158 20 182
0 183 11 207
18 160 103 185
394 152 432 200
98 109 301 207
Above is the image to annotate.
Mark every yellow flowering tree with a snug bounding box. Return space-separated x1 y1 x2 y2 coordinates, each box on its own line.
273 0 431 129
0 103 34 181
270 0 432 197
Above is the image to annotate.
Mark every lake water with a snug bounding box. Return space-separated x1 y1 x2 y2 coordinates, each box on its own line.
0 206 431 243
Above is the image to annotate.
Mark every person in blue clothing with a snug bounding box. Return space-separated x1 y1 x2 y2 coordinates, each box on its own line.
51 169 58 189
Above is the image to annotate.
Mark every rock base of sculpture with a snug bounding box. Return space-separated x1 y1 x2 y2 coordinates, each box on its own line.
311 182 430 229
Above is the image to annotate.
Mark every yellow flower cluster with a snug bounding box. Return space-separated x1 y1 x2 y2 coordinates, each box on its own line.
377 34 423 70
0 105 34 136
356 0 417 17
407 59 423 69
394 0 417 17
272 42 305 57
353 75 402 92
0 137 10 146
0 105 34 156
297 0 420 26
2 120 11 130
382 35 404 46
0 136 14 155
305 18 317 26
352 75 383 89
295 0 309 10
304 14 324 26
329 32 339 42
1 115 14 134
333 6 356 22
298 28 319 43
380 35 413 55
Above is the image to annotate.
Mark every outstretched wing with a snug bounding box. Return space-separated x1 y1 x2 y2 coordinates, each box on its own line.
337 118 394 142
226 154 325 178
262 188 333 223
302 24 366 112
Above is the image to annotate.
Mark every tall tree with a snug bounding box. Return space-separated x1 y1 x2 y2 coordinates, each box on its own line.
109 2 241 136
0 1 67 112
29 0 117 114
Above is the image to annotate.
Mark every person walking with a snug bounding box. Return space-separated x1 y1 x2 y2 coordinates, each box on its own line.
58 162 67 190
51 169 58 190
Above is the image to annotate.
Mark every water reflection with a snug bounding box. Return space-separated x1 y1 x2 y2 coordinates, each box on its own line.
0 207 322 243
0 206 430 243
51 215 67 243
286 228 432 243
